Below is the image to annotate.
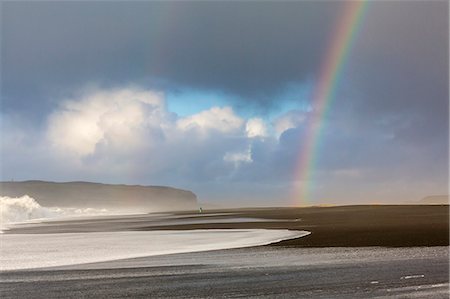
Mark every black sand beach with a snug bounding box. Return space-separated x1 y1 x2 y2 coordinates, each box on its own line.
1 205 449 298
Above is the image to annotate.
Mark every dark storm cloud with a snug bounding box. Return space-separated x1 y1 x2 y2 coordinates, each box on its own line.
2 1 345 118
315 0 449 181
3 1 447 120
346 1 448 138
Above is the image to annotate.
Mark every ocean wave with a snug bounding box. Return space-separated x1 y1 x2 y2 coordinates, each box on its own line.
0 195 109 230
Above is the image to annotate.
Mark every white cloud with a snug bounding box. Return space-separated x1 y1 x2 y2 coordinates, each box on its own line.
273 110 306 138
177 106 244 134
2 87 446 204
245 118 267 138
46 89 168 157
42 87 257 181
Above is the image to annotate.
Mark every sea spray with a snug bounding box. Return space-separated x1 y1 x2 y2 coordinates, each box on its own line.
0 195 109 230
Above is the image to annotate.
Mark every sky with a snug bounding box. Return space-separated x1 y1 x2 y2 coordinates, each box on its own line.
1 1 448 206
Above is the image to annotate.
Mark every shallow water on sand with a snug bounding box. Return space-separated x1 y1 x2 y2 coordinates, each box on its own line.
0 229 309 270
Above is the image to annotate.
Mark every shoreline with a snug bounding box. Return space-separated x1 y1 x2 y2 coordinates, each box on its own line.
4 205 449 247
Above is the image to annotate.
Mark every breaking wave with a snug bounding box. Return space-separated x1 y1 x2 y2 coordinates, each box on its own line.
0 195 109 230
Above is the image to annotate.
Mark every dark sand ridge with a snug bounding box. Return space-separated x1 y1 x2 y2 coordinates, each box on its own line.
6 205 449 247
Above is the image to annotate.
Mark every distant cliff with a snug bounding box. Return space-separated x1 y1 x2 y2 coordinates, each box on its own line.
0 181 198 212
420 195 449 205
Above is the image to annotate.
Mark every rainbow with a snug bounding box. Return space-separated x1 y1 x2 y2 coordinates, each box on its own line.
293 1 369 205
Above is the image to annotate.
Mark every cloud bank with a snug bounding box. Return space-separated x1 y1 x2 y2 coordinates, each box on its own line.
2 86 447 204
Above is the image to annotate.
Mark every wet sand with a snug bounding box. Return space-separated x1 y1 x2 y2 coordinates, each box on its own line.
1 246 448 298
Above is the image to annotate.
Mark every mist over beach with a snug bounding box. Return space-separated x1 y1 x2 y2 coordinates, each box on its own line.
1 1 449 298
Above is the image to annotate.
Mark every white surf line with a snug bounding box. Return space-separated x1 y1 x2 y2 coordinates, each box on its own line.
386 283 448 293
0 229 310 271
400 274 425 280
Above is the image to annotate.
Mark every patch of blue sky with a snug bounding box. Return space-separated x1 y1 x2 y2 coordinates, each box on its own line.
166 81 313 122
166 88 232 117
